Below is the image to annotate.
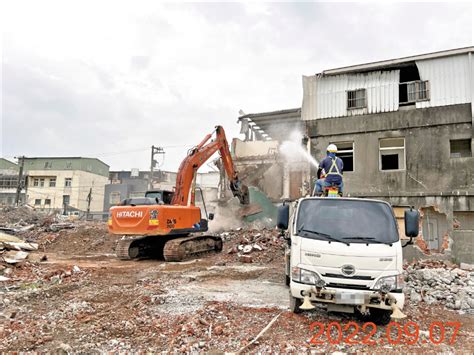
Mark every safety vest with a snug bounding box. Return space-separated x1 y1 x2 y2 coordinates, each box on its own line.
327 158 342 176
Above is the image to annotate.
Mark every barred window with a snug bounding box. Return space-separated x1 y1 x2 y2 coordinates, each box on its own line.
400 80 429 103
347 89 366 109
0 177 17 188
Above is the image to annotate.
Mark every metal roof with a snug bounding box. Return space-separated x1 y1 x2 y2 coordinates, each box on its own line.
322 46 474 76
23 157 109 167
238 108 301 121
238 108 302 141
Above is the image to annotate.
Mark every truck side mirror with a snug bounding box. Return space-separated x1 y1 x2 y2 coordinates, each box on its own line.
277 204 290 230
404 208 419 238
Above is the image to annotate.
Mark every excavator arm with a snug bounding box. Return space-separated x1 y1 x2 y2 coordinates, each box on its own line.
172 126 249 206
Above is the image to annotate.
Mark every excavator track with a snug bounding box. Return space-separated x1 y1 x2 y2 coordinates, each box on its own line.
115 236 146 260
163 235 223 262
115 234 223 261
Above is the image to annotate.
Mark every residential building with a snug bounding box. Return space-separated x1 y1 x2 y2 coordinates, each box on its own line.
0 158 25 206
24 157 109 213
301 47 473 263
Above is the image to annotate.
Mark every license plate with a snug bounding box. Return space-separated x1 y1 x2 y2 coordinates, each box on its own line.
335 292 365 305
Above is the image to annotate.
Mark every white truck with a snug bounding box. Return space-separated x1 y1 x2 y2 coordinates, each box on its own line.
277 197 419 325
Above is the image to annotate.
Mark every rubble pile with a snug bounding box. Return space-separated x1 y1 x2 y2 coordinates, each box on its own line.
222 228 285 264
0 206 50 226
34 222 118 256
404 260 474 313
1 207 111 267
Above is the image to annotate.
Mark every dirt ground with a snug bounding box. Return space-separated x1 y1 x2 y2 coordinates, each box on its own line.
1 221 473 353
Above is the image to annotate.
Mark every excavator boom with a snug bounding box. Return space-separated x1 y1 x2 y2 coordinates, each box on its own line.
109 125 249 261
172 126 249 206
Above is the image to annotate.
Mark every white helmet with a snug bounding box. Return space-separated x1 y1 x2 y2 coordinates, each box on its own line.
327 144 338 153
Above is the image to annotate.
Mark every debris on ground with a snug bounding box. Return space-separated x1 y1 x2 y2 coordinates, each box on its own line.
404 259 474 313
0 207 472 352
2 250 30 264
221 228 285 264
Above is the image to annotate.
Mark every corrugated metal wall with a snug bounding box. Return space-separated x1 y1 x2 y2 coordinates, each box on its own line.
302 70 400 120
302 52 473 121
415 54 471 109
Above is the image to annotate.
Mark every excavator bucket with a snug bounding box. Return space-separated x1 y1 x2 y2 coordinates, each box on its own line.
239 184 250 205
231 181 250 205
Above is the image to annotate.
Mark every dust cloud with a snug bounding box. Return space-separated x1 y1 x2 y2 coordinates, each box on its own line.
208 198 244 233
279 130 319 168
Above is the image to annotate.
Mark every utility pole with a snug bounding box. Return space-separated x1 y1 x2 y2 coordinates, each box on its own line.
149 146 165 190
15 156 25 206
86 187 92 220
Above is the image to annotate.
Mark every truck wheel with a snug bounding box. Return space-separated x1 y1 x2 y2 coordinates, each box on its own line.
369 308 392 325
290 294 303 314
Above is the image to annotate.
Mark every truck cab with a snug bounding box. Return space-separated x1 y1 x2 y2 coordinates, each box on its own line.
278 197 419 325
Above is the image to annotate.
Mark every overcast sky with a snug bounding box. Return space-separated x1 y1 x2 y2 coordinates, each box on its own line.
1 1 472 172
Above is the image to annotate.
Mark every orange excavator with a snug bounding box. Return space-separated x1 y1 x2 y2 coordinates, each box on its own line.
108 126 249 261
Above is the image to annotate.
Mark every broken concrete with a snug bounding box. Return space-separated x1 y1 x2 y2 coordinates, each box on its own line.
404 260 474 313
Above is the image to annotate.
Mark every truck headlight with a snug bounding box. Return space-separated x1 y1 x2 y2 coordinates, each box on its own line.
373 274 403 292
292 267 322 285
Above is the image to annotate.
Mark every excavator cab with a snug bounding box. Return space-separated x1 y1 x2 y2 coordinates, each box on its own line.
145 190 174 205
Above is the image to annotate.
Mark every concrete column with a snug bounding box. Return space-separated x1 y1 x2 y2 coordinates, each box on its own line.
282 164 290 199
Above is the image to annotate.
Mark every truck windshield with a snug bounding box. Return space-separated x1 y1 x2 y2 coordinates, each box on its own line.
296 199 399 244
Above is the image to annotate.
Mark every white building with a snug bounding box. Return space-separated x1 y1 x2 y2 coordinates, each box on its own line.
24 157 109 213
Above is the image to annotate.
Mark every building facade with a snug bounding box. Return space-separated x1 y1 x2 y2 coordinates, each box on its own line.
302 47 473 263
0 158 25 206
24 157 109 213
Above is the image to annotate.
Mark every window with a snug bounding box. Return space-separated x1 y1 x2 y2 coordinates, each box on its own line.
45 199 51 205
109 192 121 205
450 139 472 158
63 195 70 206
66 162 72 169
49 178 56 187
347 89 366 109
39 178 45 187
44 161 52 169
379 138 405 171
34 199 41 205
33 178 39 187
400 80 430 103
0 177 17 188
65 178 72 187
332 141 354 172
